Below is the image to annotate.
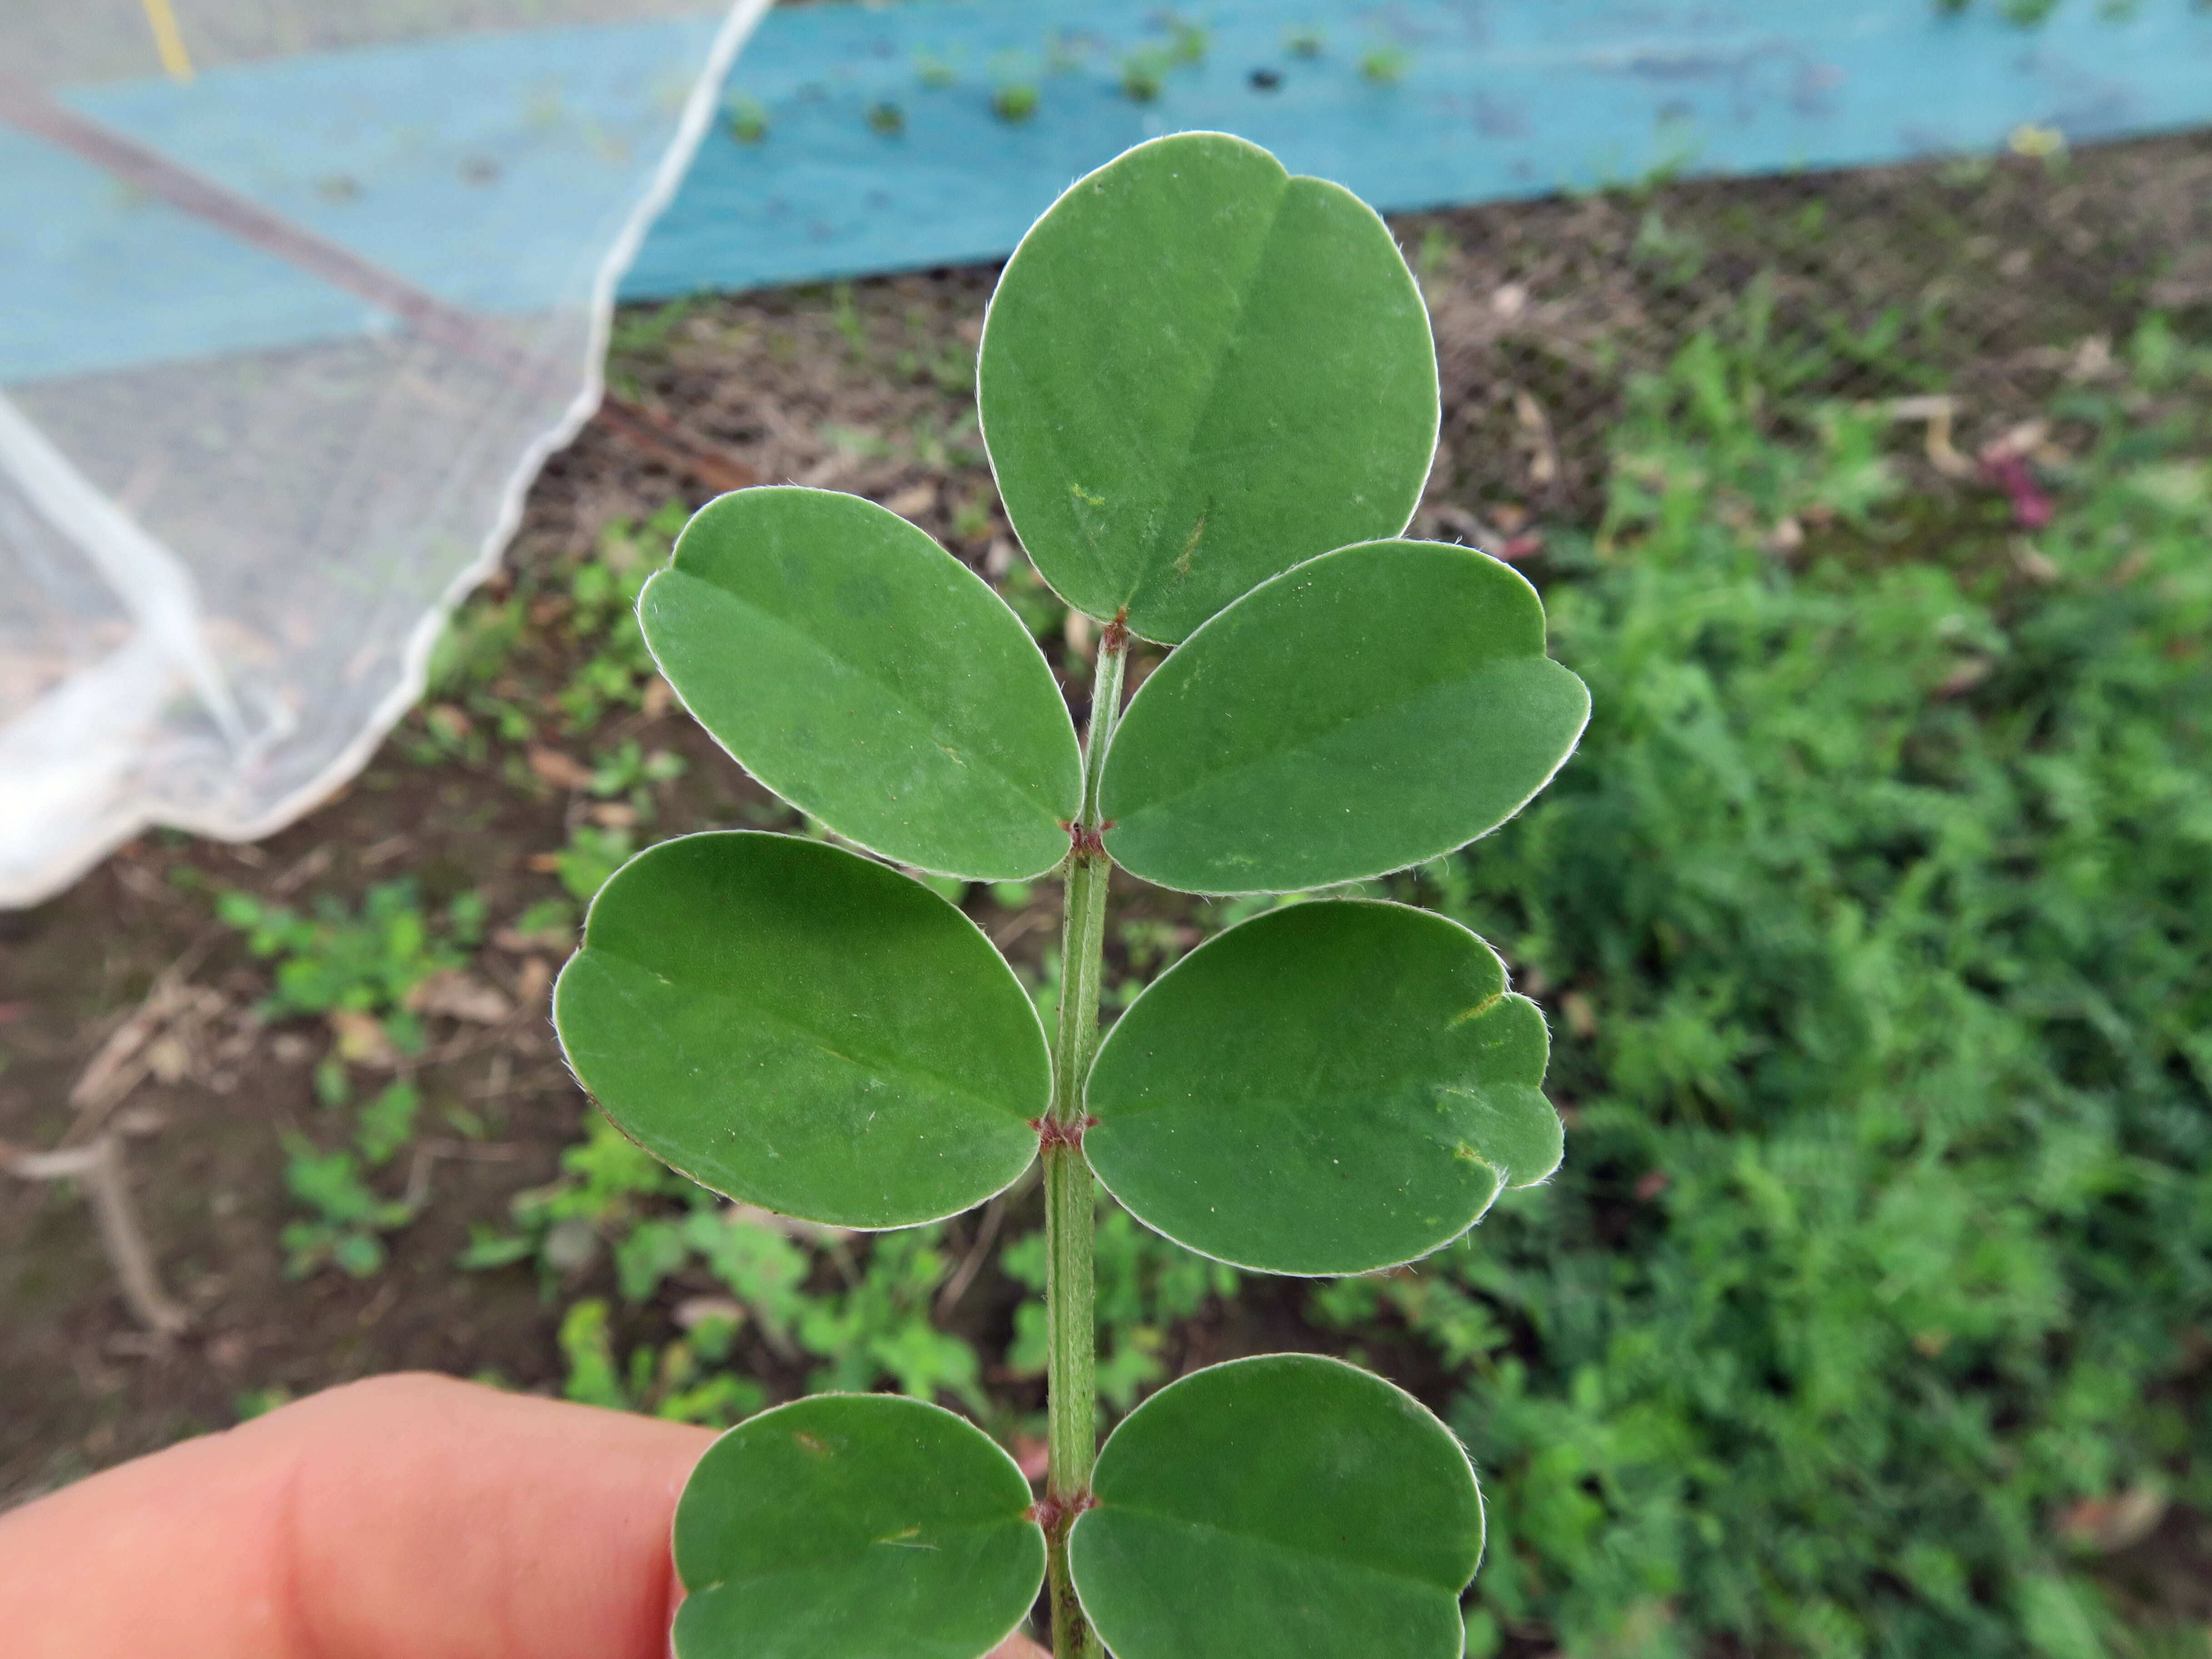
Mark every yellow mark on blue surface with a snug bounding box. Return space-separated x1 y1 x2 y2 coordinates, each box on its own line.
142 0 196 83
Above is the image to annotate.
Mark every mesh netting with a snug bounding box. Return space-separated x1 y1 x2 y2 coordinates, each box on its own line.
0 1 762 904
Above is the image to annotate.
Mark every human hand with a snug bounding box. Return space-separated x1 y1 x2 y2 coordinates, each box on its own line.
0 1372 1049 1659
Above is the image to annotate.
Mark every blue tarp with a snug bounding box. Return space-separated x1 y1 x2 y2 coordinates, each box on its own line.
6 1 2210 383
627 0 2212 299
3 17 723 381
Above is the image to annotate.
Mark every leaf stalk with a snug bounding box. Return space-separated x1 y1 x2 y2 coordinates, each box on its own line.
1042 621 1126 1658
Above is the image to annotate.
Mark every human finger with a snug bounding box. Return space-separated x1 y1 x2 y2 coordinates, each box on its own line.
0 1371 710 1659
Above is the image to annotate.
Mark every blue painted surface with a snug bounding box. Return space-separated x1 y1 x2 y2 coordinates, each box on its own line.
3 16 723 382
1 123 385 382
5 2 2208 383
625 0 2212 299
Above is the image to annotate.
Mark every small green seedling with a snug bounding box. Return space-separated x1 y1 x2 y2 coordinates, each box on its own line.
554 133 1588 1659
993 82 1041 123
1118 52 1164 102
726 94 768 144
1361 43 1410 84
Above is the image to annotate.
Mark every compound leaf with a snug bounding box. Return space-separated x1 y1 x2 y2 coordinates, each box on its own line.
979 132 1438 644
553 832 1044 1228
641 487 1081 881
674 1393 1045 1659
1085 900 1559 1275
1070 1354 1482 1659
1101 539 1590 894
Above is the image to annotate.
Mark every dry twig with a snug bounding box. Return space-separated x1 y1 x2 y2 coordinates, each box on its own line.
1 1131 190 1335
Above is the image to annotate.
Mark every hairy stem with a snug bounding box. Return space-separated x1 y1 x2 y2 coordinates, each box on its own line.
1041 1143 1098 1656
1048 846 1113 1131
1042 623 1126 1658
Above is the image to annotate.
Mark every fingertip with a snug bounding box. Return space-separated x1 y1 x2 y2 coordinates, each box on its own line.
276 1374 713 1659
2 1371 716 1659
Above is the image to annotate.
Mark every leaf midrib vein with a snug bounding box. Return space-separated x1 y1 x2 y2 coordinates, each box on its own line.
1121 662 1523 830
1089 1501 1461 1599
1126 173 1294 609
679 572 1067 822
590 947 1034 1128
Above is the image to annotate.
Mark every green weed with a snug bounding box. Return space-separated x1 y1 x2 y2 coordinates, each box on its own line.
1164 17 1207 65
793 1227 985 1407
538 738 691 905
425 591 525 704
995 560 1064 640
1116 21 1203 101
218 879 485 1051
1359 45 1408 84
459 1109 677 1276
726 95 768 144
352 1079 422 1167
408 498 686 764
589 739 685 813
557 1297 766 1426
232 1385 294 1421
222 882 487 1277
890 327 975 396
1368 308 2212 1658
466 1115 998 1413
556 503 685 731
278 1134 416 1279
1119 52 1164 102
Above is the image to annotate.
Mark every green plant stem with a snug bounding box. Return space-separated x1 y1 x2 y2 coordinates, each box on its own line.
1041 1142 1098 1656
1042 627 1126 1659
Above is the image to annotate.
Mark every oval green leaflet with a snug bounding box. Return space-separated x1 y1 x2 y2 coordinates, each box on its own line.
979 131 1439 644
674 1392 1046 1659
1069 1353 1483 1659
552 832 1046 1229
1083 899 1561 1275
639 486 1081 881
1101 538 1592 894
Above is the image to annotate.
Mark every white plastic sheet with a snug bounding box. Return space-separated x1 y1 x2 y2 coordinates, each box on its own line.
0 0 766 904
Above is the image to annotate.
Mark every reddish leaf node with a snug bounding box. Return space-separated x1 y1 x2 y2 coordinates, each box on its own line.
1029 1115 1098 1150
1060 819 1115 864
1026 1490 1101 1531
